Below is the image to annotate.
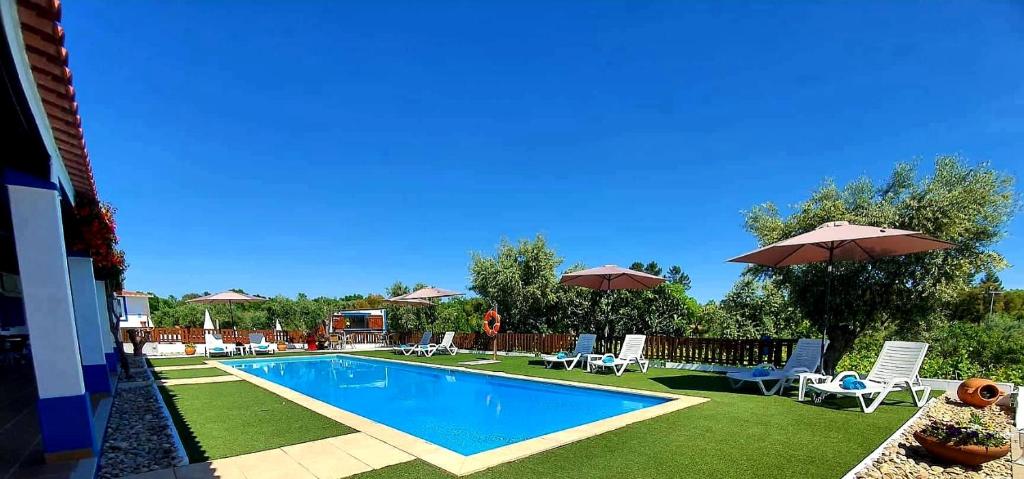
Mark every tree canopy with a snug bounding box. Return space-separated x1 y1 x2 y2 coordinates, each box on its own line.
741 156 1017 370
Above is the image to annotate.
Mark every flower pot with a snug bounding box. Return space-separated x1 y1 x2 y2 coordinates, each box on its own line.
277 343 287 352
913 431 1009 466
184 346 196 356
957 378 1003 408
306 339 318 351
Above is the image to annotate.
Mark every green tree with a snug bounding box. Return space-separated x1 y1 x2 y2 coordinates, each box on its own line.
742 156 1017 371
469 235 562 332
665 265 692 291
709 277 809 338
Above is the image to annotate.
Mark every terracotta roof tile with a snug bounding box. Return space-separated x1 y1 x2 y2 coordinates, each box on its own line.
16 0 96 199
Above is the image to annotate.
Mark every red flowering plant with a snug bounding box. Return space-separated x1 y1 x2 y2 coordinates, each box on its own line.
68 196 127 289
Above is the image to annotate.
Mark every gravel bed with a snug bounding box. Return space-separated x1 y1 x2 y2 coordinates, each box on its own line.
856 393 1015 479
97 382 183 478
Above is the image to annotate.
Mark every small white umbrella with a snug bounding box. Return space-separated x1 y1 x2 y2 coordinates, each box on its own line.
203 309 216 330
274 319 282 331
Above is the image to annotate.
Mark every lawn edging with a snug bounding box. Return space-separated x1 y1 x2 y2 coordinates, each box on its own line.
149 381 189 466
838 397 935 479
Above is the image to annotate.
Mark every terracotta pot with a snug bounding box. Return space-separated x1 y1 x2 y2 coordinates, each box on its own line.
277 343 287 352
913 431 1009 466
957 378 1003 408
184 346 196 356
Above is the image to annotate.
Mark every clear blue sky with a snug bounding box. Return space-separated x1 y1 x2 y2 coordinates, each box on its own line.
63 1 1023 302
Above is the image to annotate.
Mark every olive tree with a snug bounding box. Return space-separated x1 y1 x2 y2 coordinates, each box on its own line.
469 235 561 332
742 156 1017 371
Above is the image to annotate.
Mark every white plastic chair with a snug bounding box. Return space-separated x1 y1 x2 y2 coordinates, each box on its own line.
394 332 431 356
421 332 458 357
541 334 596 370
726 338 828 395
807 341 931 413
205 334 235 357
588 334 649 376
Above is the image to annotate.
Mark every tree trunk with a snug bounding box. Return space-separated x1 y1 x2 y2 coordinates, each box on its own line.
823 325 857 374
127 329 148 357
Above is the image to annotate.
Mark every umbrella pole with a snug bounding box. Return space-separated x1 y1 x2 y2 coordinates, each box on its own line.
821 248 834 374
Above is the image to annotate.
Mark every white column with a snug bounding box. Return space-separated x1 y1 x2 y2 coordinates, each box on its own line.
68 256 111 395
6 171 97 460
95 280 117 373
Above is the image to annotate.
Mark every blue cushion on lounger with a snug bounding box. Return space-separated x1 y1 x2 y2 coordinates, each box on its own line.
602 355 614 364
752 367 771 377
257 345 269 349
211 347 224 352
556 351 567 359
841 376 865 390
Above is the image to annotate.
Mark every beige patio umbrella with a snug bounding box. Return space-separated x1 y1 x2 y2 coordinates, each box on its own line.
383 293 433 307
401 287 464 300
559 265 666 336
728 221 954 371
560 264 666 290
187 291 266 328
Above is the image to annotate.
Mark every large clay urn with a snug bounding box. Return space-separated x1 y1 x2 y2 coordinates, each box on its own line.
957 378 1003 408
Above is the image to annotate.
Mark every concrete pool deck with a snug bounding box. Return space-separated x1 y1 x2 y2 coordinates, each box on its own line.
207 354 708 476
122 432 414 479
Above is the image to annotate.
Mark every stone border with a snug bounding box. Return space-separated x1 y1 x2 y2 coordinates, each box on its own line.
840 397 937 479
157 375 241 386
208 354 707 476
149 381 190 466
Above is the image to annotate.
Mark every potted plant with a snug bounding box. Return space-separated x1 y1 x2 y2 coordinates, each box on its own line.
305 332 318 351
276 340 287 352
913 412 1009 466
184 342 197 356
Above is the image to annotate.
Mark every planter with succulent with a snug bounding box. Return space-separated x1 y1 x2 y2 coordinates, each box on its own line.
184 343 197 356
913 412 1010 466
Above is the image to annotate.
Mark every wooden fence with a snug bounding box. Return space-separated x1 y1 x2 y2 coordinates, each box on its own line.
121 327 298 345
121 327 796 367
396 332 796 367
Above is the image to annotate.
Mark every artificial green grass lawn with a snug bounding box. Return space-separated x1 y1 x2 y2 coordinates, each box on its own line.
148 356 216 367
159 381 354 462
342 351 926 479
154 367 229 380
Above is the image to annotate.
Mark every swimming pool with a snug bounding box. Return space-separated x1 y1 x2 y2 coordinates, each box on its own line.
224 354 668 455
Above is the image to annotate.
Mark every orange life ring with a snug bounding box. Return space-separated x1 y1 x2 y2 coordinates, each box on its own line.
483 309 501 337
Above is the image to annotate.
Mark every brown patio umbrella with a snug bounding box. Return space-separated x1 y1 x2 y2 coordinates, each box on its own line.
559 265 666 336
186 291 266 328
728 221 954 371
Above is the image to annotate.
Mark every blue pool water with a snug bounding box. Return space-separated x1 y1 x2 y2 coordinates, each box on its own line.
225 355 666 455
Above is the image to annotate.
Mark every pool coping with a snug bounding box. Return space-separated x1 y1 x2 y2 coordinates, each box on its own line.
207 353 708 476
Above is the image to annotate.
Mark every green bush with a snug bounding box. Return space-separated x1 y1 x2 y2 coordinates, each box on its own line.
838 314 1024 383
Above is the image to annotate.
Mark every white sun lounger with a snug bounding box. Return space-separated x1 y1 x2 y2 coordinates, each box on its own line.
541 334 596 370
395 332 432 356
420 331 458 357
726 338 828 395
807 340 931 413
588 334 649 376
205 334 235 357
248 333 275 355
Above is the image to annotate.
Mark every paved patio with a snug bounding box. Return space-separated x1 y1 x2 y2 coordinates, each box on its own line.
123 432 414 479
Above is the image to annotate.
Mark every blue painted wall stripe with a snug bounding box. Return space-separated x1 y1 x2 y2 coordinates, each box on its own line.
82 364 112 394
37 393 97 454
3 169 58 191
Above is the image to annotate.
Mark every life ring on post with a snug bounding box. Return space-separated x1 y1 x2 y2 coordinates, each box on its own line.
482 309 501 337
